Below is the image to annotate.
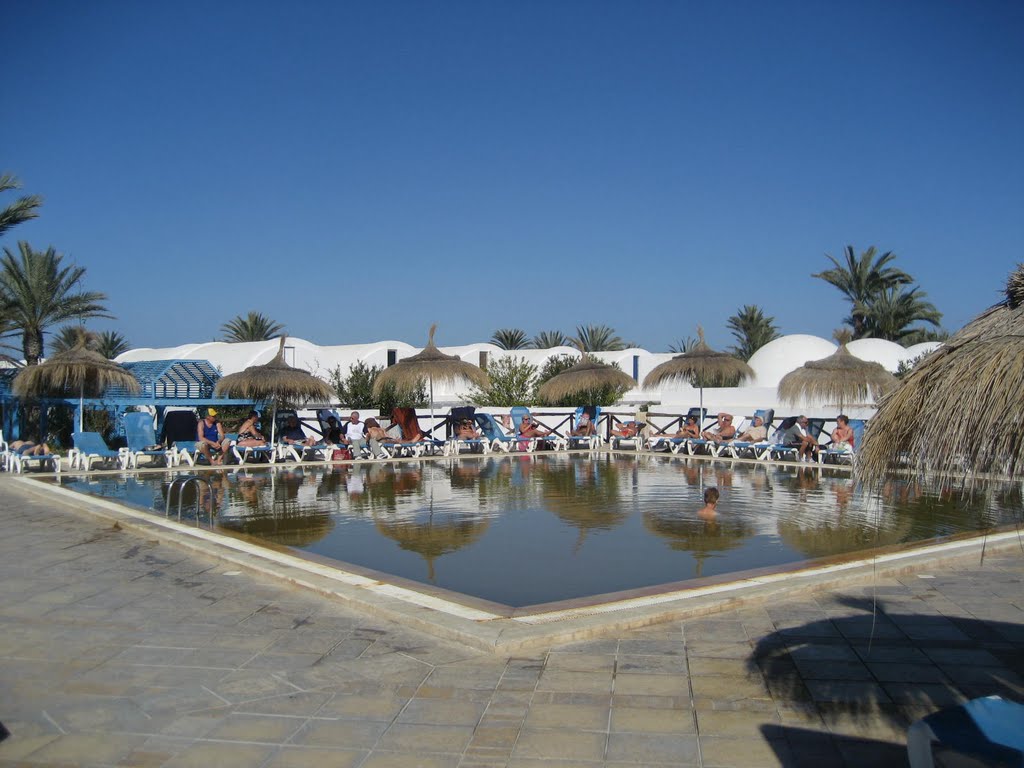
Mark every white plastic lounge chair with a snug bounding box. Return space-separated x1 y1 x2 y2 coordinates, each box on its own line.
725 409 775 460
567 406 602 450
609 418 644 451
510 406 558 453
444 407 491 456
475 413 517 453
7 441 61 474
121 412 174 469
71 432 120 470
819 418 865 465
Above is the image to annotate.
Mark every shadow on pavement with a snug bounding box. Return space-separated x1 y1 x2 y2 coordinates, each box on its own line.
748 593 1023 755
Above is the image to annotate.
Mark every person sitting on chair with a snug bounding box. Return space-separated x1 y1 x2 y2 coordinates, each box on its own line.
196 408 229 465
830 414 855 452
324 416 344 445
10 438 52 456
783 415 819 462
612 421 640 438
669 415 700 439
235 410 267 448
341 411 367 455
701 413 736 443
518 416 550 439
456 419 482 440
570 412 596 437
735 415 768 443
363 418 393 459
280 415 315 447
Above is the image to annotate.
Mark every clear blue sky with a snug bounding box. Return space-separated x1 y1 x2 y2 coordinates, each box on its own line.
3 0 1022 352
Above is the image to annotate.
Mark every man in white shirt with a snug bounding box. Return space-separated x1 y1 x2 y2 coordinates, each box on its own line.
342 411 367 455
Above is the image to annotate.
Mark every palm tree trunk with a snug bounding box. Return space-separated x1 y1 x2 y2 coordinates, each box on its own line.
23 329 44 366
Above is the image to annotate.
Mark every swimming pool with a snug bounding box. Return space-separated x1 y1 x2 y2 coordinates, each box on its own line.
55 454 1021 607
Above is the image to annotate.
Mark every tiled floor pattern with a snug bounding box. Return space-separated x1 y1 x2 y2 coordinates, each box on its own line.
1 480 1022 767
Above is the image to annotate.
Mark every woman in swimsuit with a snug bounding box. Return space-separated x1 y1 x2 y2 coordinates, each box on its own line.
235 411 267 448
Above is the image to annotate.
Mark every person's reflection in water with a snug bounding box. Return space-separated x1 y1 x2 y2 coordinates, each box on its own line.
697 487 719 521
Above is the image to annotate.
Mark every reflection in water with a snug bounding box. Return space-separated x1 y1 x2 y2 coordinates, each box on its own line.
643 510 751 577
59 455 1024 606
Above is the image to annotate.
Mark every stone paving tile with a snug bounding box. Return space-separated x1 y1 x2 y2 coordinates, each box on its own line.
4 480 1024 767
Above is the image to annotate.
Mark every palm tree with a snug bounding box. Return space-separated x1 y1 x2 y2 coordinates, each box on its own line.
221 312 284 342
0 242 110 366
726 305 780 361
490 328 529 350
95 330 130 359
50 325 97 355
573 324 625 352
857 286 942 343
0 173 42 239
812 246 912 338
532 330 569 349
669 337 697 354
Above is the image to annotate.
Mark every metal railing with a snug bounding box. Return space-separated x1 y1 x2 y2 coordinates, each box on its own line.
165 474 215 525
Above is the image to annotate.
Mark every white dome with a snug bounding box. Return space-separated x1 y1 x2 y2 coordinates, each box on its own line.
747 335 837 387
904 341 943 360
845 338 913 372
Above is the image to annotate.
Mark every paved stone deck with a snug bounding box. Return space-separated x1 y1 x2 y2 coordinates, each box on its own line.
1 478 1022 767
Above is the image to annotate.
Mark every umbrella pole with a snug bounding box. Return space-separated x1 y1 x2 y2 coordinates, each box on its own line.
79 384 84 433
429 375 434 439
270 400 277 444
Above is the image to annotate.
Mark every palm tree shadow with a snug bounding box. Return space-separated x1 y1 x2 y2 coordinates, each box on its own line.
749 594 1024 735
760 723 909 767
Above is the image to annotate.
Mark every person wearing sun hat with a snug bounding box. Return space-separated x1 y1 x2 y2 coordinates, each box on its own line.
196 407 228 464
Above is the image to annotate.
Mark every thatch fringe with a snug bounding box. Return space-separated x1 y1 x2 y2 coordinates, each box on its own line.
858 263 1024 490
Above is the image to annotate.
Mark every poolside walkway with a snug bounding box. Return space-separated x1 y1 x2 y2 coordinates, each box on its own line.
1 478 1022 768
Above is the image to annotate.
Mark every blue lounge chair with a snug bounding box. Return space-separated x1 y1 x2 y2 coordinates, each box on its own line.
511 406 555 452
726 408 776 459
122 412 173 469
475 413 517 453
768 417 825 462
445 406 491 456
7 438 62 474
645 407 705 453
820 418 865 465
567 406 602 450
71 432 121 471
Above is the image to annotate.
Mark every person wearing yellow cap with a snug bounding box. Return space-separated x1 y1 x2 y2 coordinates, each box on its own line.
197 408 228 465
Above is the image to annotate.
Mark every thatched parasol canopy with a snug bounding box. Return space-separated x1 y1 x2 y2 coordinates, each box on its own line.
214 336 333 403
536 357 635 404
213 336 333 441
13 342 140 431
642 327 753 418
373 324 489 427
858 263 1024 490
373 324 489 395
777 344 896 411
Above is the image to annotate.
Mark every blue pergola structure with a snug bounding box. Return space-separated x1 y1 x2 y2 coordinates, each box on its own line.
0 360 257 442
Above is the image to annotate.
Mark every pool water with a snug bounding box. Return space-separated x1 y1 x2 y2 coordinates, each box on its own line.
57 454 1022 607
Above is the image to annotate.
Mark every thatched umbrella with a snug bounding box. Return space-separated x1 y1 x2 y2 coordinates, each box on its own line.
13 341 140 432
777 344 897 411
372 324 489 430
859 264 1024 490
536 357 635 404
213 336 333 442
642 327 754 423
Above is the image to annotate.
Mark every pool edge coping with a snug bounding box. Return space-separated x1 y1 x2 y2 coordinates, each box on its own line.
11 475 1022 655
